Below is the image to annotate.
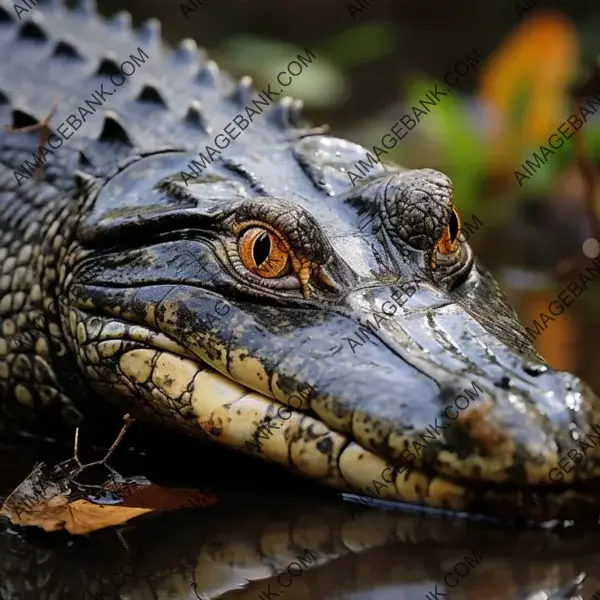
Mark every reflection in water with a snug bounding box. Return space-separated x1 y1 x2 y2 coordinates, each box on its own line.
0 487 599 600
0 436 600 600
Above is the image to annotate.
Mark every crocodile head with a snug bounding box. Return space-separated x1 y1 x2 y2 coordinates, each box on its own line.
56 137 600 523
1 1 598 524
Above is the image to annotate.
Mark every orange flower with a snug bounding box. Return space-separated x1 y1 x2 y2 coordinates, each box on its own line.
479 11 578 175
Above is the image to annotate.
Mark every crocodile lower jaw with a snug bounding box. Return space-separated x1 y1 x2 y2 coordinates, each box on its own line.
114 348 600 523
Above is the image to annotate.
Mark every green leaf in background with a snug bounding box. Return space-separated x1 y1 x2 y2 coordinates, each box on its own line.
509 82 531 132
514 147 562 197
218 36 346 108
317 22 397 69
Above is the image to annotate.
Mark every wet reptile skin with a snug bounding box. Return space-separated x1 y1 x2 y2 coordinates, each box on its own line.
1 0 600 523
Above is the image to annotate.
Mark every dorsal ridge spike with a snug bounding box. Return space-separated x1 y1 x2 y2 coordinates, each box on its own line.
97 112 134 147
135 85 168 108
267 96 302 129
77 149 93 169
183 101 210 134
10 109 39 129
77 0 97 16
195 60 220 87
138 18 161 43
173 38 200 66
52 40 84 61
18 19 49 42
0 5 13 22
95 55 121 78
38 0 65 7
229 76 254 107
74 169 102 199
108 10 132 30
290 99 305 126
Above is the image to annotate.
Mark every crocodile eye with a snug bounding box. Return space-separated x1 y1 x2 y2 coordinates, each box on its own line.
436 206 463 255
239 227 291 278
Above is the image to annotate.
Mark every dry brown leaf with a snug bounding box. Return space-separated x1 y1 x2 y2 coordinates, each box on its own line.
0 463 218 534
3 497 153 535
0 414 218 534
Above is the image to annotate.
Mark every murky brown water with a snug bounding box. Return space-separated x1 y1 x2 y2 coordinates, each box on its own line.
1 408 600 600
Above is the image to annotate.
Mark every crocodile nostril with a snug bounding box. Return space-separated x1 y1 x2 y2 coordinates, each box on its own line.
495 376 512 389
523 362 548 377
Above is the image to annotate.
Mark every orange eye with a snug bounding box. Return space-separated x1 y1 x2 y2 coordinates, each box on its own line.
239 227 291 278
437 207 463 254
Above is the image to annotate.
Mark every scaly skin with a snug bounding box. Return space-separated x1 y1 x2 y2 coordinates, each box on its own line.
1 0 600 522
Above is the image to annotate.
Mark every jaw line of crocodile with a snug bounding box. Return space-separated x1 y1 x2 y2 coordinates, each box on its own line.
115 338 600 524
73 266 600 525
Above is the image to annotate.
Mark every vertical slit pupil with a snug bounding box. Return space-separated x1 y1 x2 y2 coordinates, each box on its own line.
253 231 271 267
449 210 459 243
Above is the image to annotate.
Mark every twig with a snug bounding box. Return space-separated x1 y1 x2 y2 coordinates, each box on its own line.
81 414 134 474
73 426 83 469
60 413 135 483
115 528 130 552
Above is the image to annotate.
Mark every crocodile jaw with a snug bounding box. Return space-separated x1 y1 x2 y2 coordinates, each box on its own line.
113 347 600 523
66 271 600 524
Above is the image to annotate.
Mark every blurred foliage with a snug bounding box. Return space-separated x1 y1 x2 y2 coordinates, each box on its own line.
381 11 600 221
218 22 398 108
219 36 347 108
217 11 600 228
481 12 578 157
318 22 397 69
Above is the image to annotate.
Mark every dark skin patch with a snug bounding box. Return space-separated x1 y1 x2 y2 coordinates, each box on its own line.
316 437 333 455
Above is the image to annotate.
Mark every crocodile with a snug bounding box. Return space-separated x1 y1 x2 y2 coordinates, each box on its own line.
1 0 600 524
